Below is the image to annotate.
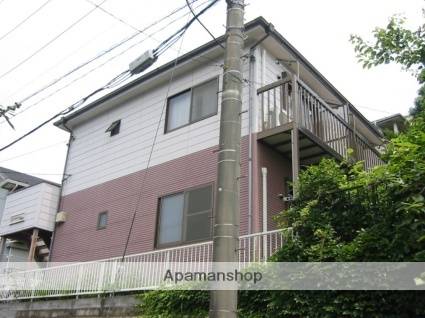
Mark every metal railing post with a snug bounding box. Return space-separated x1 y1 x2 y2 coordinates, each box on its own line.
97 262 105 292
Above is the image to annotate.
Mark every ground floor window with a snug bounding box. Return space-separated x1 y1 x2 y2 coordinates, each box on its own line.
156 184 213 247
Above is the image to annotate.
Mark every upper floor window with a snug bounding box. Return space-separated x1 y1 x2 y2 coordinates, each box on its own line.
165 78 218 133
156 184 213 247
105 120 121 136
97 211 108 229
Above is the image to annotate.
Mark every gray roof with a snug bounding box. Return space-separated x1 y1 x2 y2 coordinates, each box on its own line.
374 113 406 125
0 167 60 188
54 16 382 138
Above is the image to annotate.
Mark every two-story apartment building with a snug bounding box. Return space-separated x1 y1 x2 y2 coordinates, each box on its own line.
49 17 383 262
0 167 60 265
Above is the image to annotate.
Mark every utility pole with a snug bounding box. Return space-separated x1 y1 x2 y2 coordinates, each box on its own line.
209 1 244 317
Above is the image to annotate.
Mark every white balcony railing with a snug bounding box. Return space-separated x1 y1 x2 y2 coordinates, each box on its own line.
0 229 286 300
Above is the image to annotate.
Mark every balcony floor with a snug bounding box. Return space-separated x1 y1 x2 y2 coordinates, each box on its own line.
257 124 342 166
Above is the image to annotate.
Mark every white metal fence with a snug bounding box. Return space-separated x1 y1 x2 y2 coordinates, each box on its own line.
0 230 285 300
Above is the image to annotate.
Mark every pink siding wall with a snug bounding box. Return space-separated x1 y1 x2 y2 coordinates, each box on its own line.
257 140 292 231
51 138 249 262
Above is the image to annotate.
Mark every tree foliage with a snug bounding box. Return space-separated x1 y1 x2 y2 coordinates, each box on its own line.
350 12 425 116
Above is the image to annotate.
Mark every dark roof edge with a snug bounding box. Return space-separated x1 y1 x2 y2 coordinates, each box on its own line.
374 113 406 124
54 16 382 138
0 167 61 188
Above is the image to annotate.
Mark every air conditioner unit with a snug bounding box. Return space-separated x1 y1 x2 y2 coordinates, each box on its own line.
55 211 67 223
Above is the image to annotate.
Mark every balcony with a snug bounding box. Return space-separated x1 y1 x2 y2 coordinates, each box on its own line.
257 77 383 170
0 182 60 238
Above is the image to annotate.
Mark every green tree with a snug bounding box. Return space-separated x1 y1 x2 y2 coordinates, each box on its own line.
350 12 425 116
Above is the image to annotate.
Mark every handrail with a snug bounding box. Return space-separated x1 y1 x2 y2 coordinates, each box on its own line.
0 229 286 300
256 78 383 168
257 79 290 95
297 81 382 158
297 79 351 130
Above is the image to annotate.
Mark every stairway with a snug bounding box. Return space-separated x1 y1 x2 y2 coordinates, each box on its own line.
35 238 49 262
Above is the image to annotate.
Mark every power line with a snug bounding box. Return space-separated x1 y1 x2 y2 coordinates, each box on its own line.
2 0 212 123
186 0 224 49
0 0 218 153
356 105 393 115
0 0 108 82
152 0 220 58
84 0 141 33
1 0 204 121
0 140 67 162
0 0 53 42
4 20 117 101
0 69 131 152
120 12 191 263
0 102 21 129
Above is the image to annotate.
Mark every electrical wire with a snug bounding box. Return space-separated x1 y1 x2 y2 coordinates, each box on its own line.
119 12 191 263
1 0 205 120
0 0 53 42
3 0 213 122
0 140 67 162
153 0 219 57
0 0 108 82
3 0 218 125
356 105 392 115
84 0 141 33
185 0 224 49
0 0 218 153
0 69 130 152
4 20 118 101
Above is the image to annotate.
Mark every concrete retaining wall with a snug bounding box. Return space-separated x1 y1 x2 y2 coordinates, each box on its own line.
0 295 139 318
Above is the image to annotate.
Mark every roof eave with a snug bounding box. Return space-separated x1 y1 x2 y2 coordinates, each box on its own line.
54 16 382 139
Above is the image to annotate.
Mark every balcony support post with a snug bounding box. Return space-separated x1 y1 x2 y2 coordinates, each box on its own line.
28 228 39 262
291 75 300 197
347 105 358 162
0 236 6 262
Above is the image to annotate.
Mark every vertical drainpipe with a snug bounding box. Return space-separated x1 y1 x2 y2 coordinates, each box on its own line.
261 167 268 233
48 119 73 262
247 48 256 235
261 167 268 260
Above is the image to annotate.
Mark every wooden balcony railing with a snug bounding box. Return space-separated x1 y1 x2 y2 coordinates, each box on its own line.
258 78 383 170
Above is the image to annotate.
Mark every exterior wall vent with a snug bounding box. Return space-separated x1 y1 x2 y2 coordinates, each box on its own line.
9 213 25 225
0 179 29 192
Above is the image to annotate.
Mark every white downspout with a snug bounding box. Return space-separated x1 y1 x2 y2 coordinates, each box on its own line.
261 167 268 260
261 167 268 233
247 48 255 235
